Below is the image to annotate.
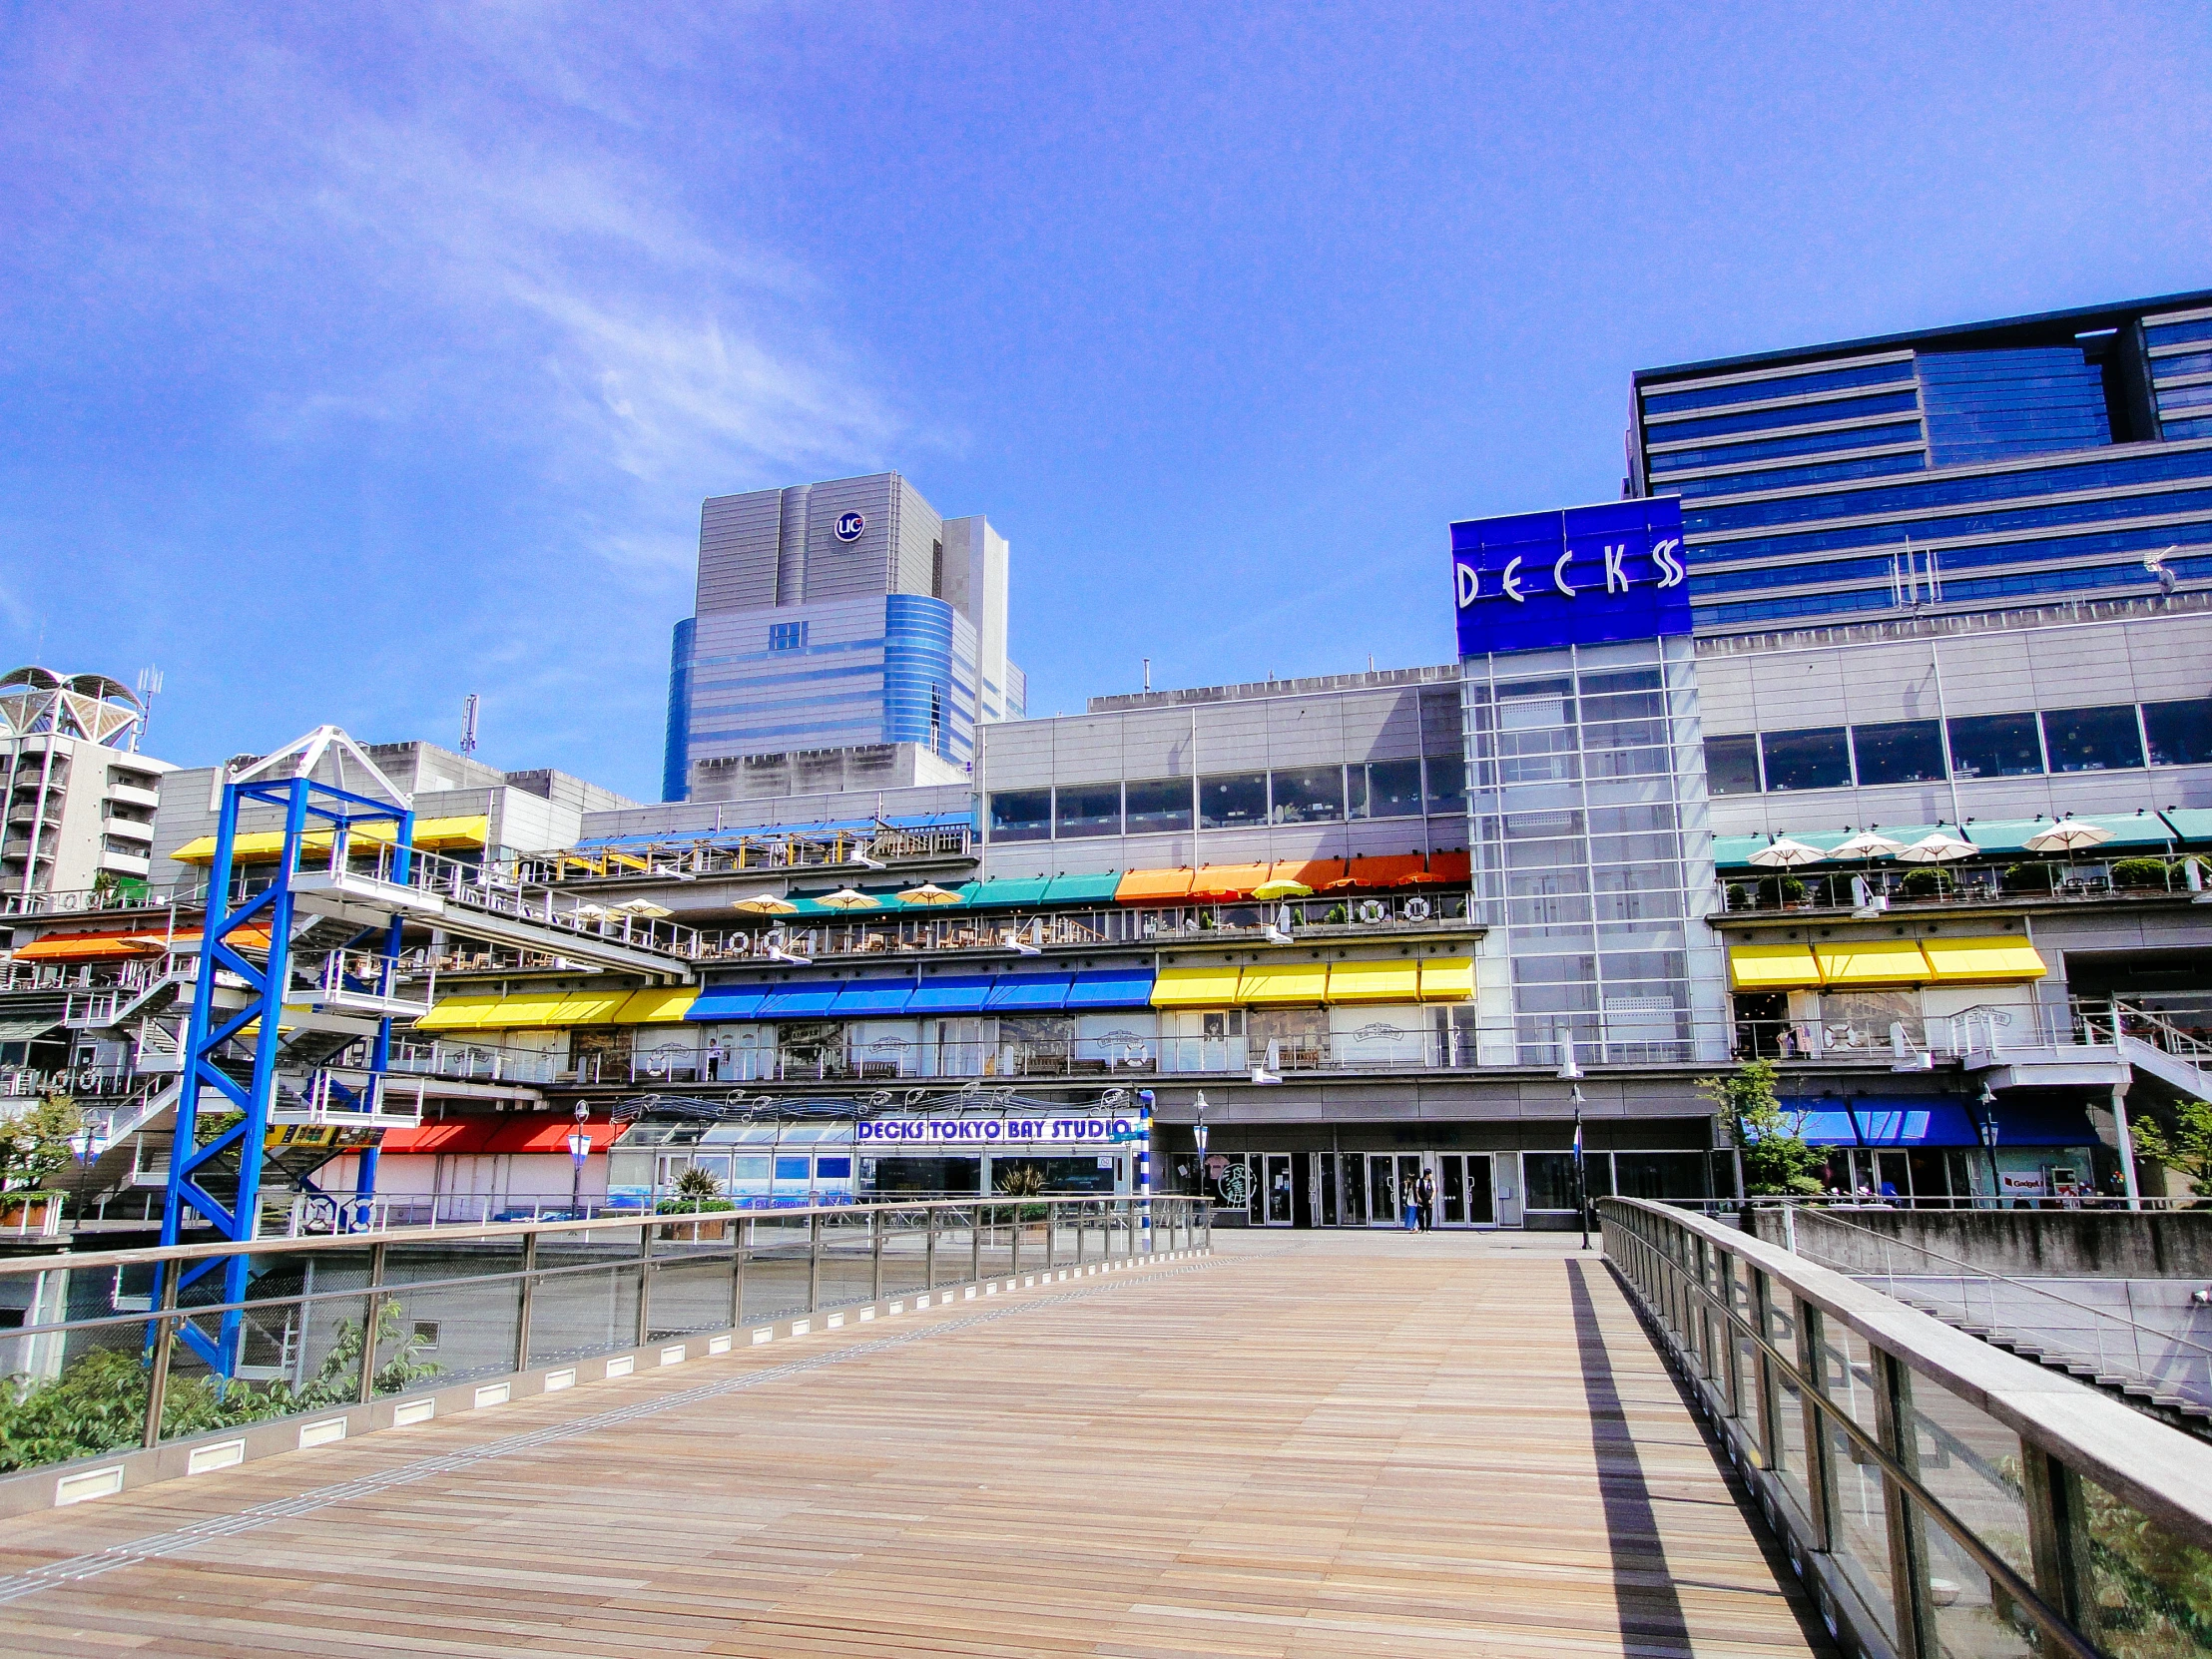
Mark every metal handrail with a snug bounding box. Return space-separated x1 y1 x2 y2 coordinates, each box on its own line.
1602 1195 2212 1659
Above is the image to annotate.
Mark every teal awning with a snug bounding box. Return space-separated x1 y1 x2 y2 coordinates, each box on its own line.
1040 872 1122 903
965 877 1051 908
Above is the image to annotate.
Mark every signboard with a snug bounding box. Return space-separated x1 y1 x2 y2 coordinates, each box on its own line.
1451 497 1691 657
855 1115 1147 1147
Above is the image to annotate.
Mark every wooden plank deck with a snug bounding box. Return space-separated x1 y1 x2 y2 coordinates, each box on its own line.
0 1231 1832 1658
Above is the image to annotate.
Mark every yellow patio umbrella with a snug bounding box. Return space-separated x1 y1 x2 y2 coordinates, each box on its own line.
731 891 799 915
816 887 880 910
614 898 673 918
1251 878 1314 900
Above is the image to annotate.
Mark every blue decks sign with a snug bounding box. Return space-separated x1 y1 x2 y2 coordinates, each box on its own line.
1450 498 1691 657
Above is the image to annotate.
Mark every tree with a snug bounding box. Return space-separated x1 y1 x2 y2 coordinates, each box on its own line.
1698 1058 1824 1196
0 1094 86 1194
2129 1099 2212 1201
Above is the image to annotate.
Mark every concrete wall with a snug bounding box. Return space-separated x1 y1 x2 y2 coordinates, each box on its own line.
1753 1207 2212 1278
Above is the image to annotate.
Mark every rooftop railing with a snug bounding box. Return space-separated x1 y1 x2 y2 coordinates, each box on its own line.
1602 1195 2212 1659
0 1195 1208 1505
1718 856 2206 916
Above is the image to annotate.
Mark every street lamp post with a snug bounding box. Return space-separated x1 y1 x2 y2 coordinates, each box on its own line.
1192 1094 1209 1197
566 1103 592 1218
1977 1088 2003 1208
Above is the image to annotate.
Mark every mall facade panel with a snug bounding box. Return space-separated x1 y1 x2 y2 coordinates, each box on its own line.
1631 290 2212 635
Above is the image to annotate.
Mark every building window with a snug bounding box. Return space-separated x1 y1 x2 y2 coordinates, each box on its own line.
1703 735 1761 796
1270 767 1344 825
1947 712 2043 778
2040 705 2144 773
1198 773 1268 830
1422 753 1467 815
1124 778 1194 834
769 621 810 651
1055 784 1123 838
2143 698 2212 767
988 790 1052 841
1364 760 1423 819
1850 719 1947 786
1758 728 1851 792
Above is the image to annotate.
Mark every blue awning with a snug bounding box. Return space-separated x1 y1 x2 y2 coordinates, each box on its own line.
687 984 773 1022
757 979 843 1019
1066 965 1156 1010
1780 1097 2097 1148
830 976 916 1015
985 972 1075 1011
906 973 998 1015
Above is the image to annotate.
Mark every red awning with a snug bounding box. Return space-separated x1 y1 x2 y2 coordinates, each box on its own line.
1427 849 1471 883
376 1116 620 1156
486 1118 622 1155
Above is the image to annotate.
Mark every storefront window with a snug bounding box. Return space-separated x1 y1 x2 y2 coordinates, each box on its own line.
2041 704 2144 772
1365 759 1423 818
1270 766 1345 824
1946 711 2043 778
1199 772 1268 829
2142 696 2212 766
988 789 1052 841
1704 734 1761 795
1055 783 1122 838
1851 719 1947 785
1423 753 1467 814
1124 777 1194 833
1760 727 1851 791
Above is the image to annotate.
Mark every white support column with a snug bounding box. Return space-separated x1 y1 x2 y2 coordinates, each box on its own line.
2110 1085 2142 1212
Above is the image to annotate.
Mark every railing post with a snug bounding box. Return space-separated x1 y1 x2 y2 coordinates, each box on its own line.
635 1223 654 1348
1011 1204 1022 1277
731 1214 749 1328
925 1205 937 1291
513 1230 538 1375
1796 1300 1836 1557
970 1204 981 1286
142 1261 181 1449
808 1211 822 1313
870 1207 884 1302
2020 1445 2087 1634
1875 1351 1935 1659
1045 1202 1056 1273
357 1239 389 1405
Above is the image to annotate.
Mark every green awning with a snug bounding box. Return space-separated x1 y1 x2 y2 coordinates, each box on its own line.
1039 872 1123 904
965 877 1051 908
2158 809 2212 846
1956 815 2174 855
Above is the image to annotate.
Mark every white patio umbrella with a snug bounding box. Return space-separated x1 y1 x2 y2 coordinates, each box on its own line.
1830 830 1905 861
730 891 799 915
2023 820 2114 854
1898 832 1976 862
1748 836 1828 868
614 898 673 918
895 882 963 906
816 887 880 910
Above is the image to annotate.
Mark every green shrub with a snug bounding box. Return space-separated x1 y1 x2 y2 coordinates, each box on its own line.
2001 862 2055 893
2111 857 2174 890
1899 866 1948 897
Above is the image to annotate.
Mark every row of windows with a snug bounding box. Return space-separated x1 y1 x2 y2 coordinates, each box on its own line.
2151 349 2212 379
1648 389 1922 447
1682 480 2212 566
1683 444 2212 538
1664 451 1927 502
1688 516 2212 599
2146 318 2212 349
1640 358 1915 417
1705 697 2212 795
1647 419 1924 476
1692 549 2212 630
2169 416 2212 442
988 756 1469 840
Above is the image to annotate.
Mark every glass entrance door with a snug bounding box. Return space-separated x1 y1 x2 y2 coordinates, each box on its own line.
1435 1154 1496 1226
1263 1154 1295 1226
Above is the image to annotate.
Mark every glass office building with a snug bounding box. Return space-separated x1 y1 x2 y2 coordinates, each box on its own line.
1628 290 2212 634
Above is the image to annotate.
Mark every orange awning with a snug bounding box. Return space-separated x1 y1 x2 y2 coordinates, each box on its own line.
1115 867 1195 903
1189 862 1273 900
1269 858 1348 889
10 929 169 962
1427 849 1471 883
1338 854 1425 890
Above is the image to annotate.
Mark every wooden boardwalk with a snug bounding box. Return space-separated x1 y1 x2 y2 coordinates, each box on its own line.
0 1231 1831 1658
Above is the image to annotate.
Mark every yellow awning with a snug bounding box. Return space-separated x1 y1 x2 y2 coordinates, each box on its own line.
1815 939 1932 986
474 992 568 1029
413 994 506 1032
616 986 698 1023
1727 944 1822 991
1922 936 2047 982
170 815 489 865
1325 959 1420 1003
1238 962 1329 1005
551 989 632 1025
1152 965 1243 1007
1417 957 1476 1002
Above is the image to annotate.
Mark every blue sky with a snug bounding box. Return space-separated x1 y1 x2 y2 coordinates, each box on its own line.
3 3 2207 801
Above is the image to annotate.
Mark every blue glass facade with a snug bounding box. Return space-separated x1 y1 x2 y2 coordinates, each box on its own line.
661 617 696 803
881 594 974 761
1631 291 2212 634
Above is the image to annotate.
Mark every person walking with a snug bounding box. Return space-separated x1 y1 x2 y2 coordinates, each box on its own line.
1416 1167 1437 1232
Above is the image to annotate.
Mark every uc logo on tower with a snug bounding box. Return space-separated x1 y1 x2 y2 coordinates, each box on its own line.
834 511 866 542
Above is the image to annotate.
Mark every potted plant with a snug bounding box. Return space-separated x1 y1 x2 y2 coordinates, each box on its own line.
2109 856 2172 892
656 1165 737 1237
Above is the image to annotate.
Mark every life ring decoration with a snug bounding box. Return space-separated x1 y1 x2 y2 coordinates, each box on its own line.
1404 895 1431 921
1356 898 1387 923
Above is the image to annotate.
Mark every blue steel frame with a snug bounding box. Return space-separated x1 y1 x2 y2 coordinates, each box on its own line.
159 775 413 1378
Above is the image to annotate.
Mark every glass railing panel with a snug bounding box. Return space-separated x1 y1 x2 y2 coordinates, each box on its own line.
2071 1471 2212 1659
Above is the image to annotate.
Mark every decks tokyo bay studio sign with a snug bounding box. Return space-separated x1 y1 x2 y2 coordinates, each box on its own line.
1451 496 1692 656
854 1116 1147 1146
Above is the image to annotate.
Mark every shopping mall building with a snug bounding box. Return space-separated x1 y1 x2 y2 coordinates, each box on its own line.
11 290 2212 1230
